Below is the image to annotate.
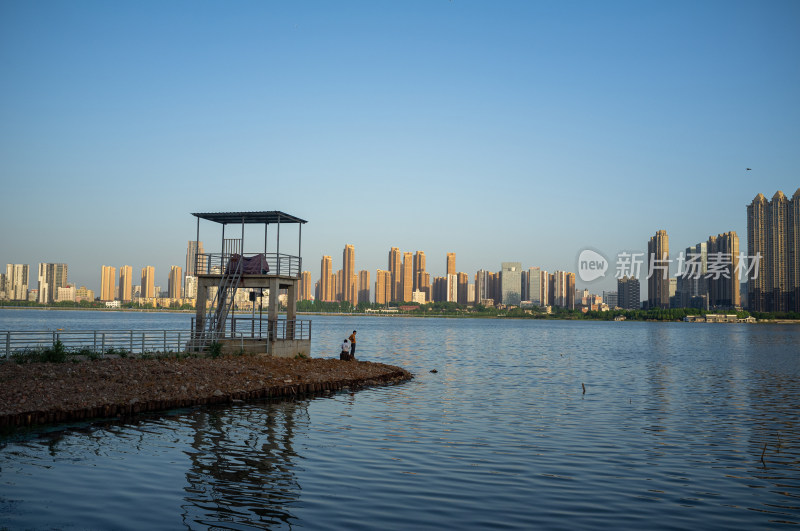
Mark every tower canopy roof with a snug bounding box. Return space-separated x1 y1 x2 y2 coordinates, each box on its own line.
192 211 307 225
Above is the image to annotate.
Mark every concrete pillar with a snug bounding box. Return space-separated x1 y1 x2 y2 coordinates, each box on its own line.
194 278 209 338
267 277 279 340
286 281 297 339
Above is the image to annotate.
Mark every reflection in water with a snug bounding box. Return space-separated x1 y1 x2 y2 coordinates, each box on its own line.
182 401 308 529
1 317 799 529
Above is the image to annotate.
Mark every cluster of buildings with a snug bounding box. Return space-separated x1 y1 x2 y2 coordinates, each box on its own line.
3 189 798 314
308 247 580 310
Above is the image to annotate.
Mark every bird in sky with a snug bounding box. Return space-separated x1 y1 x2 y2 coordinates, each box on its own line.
746 168 752 171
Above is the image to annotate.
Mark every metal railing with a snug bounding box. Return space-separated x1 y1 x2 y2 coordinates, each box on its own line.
230 317 311 341
191 317 311 341
196 252 302 278
1 329 191 359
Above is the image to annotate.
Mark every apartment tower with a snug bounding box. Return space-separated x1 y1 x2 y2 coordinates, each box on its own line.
141 266 155 299
647 230 670 309
747 189 800 312
343 244 356 305
119 265 133 302
320 256 333 302
100 265 116 301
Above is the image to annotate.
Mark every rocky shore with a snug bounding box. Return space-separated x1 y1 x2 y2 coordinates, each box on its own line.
0 356 413 430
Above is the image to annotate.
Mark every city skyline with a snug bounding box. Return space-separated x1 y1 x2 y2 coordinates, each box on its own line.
1 3 798 294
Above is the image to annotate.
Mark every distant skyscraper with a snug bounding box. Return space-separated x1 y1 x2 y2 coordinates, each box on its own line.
100 265 116 301
141 266 155 299
457 272 469 304
335 269 343 301
566 273 575 310
618 276 640 310
36 264 48 303
475 270 491 303
648 230 670 309
168 266 182 299
401 252 413 302
553 271 568 308
358 270 370 304
320 256 333 302
343 244 356 305
36 263 67 304
389 247 402 302
603 291 618 308
446 274 458 302
5 264 29 301
500 262 522 306
706 231 740 308
375 269 392 304
446 252 456 276
747 189 800 312
528 267 542 306
413 251 426 292
186 240 206 277
119 265 133 302
299 271 312 301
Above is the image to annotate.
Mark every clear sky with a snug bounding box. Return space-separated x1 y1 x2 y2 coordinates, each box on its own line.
1 0 798 296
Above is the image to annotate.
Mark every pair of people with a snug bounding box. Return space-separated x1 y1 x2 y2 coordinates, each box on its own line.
340 330 357 361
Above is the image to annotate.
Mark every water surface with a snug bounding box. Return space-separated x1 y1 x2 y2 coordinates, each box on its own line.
1 311 799 529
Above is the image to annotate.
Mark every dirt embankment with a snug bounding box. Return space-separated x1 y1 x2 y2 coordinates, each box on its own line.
0 356 412 430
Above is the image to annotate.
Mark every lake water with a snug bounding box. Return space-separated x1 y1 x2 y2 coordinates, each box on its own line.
1 309 799 529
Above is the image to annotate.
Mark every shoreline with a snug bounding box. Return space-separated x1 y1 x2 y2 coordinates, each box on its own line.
2 306 799 324
0 356 413 432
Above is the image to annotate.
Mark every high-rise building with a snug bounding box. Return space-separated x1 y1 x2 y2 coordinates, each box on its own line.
100 265 116 301
299 271 312 301
475 270 491 303
186 240 206 277
541 270 551 306
389 247 402 302
553 271 568 308
446 274 458 302
358 270 370 304
446 252 456 276
706 231 740 308
528 267 542 306
747 189 800 312
500 262 522 306
566 273 575 310
343 244 356 305
184 275 198 300
335 269 343 301
375 269 392 305
36 264 49 304
647 230 670 309
413 251 426 292
618 276 641 310
5 264 29 301
431 276 446 303
401 252 413 302
320 256 333 302
457 272 469 304
168 266 183 299
35 263 67 304
141 266 155 299
418 271 431 302
603 291 618 308
119 265 133 302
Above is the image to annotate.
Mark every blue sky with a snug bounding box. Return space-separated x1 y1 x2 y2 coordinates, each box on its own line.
1 0 798 296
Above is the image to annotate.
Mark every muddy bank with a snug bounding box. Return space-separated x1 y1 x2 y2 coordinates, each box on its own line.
0 356 412 430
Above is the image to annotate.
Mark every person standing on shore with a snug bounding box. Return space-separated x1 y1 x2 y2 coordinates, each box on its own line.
348 330 357 360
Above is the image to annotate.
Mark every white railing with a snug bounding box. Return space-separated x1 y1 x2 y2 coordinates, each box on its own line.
1 329 190 358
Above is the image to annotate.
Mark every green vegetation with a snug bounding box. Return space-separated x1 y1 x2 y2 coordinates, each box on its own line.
296 299 799 321
208 342 223 358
